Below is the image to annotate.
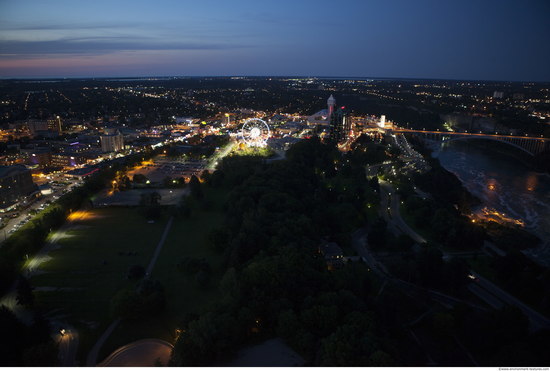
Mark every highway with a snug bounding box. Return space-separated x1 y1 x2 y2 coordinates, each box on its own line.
469 271 550 331
351 228 485 311
374 175 550 324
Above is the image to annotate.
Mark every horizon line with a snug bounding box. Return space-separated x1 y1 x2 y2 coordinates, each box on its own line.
1 75 549 84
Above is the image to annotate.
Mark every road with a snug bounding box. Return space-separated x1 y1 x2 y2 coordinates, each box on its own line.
351 228 388 276
469 271 550 331
351 228 486 311
373 155 550 331
378 180 550 329
379 180 426 244
0 177 82 244
206 141 236 170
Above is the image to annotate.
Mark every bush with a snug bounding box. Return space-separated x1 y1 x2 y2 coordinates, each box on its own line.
196 270 211 288
127 265 146 280
177 257 210 275
111 279 165 319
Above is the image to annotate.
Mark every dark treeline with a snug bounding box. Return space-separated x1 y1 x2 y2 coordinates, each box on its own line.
169 137 550 366
171 137 400 366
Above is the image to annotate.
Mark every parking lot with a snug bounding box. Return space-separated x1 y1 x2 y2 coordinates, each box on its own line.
127 156 206 183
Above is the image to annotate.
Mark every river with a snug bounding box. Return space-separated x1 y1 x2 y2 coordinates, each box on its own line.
433 140 550 266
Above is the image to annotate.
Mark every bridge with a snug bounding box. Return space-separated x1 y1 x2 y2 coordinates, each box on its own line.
390 128 550 156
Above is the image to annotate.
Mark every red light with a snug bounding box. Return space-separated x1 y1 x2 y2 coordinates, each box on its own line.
341 106 345 109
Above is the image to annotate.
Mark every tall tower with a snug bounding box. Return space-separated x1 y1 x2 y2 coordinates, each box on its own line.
330 107 351 143
327 94 336 120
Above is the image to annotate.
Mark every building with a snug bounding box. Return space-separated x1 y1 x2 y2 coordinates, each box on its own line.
306 94 336 126
329 106 352 143
0 165 38 211
327 94 336 120
100 129 124 153
25 117 63 137
26 120 49 135
29 149 52 168
65 166 100 179
318 240 344 270
47 116 63 134
378 115 386 128
51 149 102 168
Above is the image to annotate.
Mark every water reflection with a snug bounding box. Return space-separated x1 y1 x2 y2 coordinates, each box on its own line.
435 140 550 266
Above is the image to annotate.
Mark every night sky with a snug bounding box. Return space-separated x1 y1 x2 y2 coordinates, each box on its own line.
1 0 549 81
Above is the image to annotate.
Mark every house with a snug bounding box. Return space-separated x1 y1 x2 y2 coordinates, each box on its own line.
318 240 344 270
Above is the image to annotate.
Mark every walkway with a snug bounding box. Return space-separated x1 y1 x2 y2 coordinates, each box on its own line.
86 216 175 366
97 338 173 367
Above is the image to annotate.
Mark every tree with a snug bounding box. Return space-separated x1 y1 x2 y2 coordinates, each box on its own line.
16 276 34 308
368 218 387 249
111 279 166 320
368 350 393 366
163 176 173 188
196 270 211 288
127 265 146 280
133 174 149 184
0 305 27 366
276 309 300 340
140 191 161 206
189 175 203 199
200 170 211 183
22 343 58 366
432 311 455 337
111 289 142 320
208 228 230 253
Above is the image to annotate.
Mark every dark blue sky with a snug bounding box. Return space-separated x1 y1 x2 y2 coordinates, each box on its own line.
1 0 549 81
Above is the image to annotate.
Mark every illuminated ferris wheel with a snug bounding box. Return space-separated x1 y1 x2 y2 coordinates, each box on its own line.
241 118 270 147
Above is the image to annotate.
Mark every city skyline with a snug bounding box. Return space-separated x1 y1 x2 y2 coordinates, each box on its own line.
1 0 550 81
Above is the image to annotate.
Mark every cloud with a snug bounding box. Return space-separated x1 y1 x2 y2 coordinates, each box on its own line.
0 22 143 32
0 37 250 57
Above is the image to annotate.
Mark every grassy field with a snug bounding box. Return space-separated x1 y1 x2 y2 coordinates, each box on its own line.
31 208 168 323
30 187 228 364
100 189 227 360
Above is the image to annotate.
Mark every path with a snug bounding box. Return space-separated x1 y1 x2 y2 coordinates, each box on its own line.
146 217 174 275
87 216 174 366
86 320 121 366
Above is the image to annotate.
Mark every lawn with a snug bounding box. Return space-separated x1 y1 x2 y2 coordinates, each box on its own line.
97 188 227 362
31 208 169 323
399 204 433 243
30 186 229 364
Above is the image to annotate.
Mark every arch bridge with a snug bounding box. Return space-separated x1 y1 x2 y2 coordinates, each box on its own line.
391 128 550 156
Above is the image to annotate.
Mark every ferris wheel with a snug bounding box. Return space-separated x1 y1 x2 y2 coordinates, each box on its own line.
241 118 270 147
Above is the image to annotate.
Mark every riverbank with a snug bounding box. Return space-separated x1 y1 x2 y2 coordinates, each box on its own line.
435 140 550 267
